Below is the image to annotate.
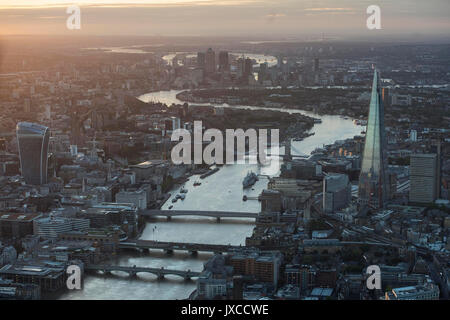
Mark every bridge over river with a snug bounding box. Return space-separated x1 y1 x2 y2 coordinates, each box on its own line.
119 239 243 254
139 209 258 220
85 264 201 280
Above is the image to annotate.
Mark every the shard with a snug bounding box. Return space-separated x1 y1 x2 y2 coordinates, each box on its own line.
358 70 389 209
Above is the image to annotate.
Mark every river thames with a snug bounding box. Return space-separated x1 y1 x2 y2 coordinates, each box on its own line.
57 90 363 300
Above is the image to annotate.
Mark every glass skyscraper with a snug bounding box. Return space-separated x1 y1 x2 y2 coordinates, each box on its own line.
16 122 50 185
358 70 389 209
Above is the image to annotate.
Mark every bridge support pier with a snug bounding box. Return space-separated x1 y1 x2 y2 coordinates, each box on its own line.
184 276 191 281
129 271 137 278
157 273 165 280
189 250 198 256
216 217 221 223
167 216 172 221
165 249 173 255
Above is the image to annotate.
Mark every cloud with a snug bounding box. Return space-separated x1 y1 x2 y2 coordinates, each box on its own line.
265 13 286 18
0 1 449 37
304 7 354 12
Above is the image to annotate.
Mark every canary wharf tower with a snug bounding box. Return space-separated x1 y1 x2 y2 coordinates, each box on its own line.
16 122 50 185
358 70 389 209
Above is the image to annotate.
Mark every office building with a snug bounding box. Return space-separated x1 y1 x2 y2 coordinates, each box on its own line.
205 48 216 74
0 260 67 292
16 122 50 185
385 283 439 300
409 154 438 203
0 212 42 239
358 70 389 209
410 130 417 142
33 216 90 239
197 52 205 69
218 51 229 72
115 189 147 210
323 173 352 213
430 141 442 199
229 250 282 286
313 58 319 73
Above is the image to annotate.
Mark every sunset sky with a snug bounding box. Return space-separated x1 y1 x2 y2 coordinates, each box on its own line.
0 0 449 37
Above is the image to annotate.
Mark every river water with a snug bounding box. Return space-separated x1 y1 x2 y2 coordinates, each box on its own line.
58 90 363 300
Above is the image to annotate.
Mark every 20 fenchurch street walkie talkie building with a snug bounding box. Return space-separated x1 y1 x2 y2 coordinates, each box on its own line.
16 122 50 185
358 70 389 209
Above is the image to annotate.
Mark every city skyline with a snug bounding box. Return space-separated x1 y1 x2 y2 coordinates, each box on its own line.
0 1 448 303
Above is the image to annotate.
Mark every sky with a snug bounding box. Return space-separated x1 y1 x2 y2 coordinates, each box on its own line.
0 0 449 38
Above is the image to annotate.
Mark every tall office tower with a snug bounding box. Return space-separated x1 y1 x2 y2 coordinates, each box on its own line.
197 52 206 69
358 70 389 209
218 51 229 72
430 141 442 199
323 173 352 213
244 58 253 77
258 62 268 84
237 57 245 78
382 87 391 107
205 48 216 74
409 154 438 204
16 122 50 185
313 58 319 73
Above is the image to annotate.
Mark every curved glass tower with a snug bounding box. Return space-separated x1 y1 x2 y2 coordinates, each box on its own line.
358 70 389 209
16 122 50 185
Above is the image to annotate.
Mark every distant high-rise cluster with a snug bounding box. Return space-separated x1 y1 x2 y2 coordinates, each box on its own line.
16 122 50 185
197 48 231 75
205 48 216 74
358 70 389 209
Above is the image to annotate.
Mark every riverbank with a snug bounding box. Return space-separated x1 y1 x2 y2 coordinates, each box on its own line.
175 88 366 121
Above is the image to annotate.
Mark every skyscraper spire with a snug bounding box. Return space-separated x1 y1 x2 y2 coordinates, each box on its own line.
358 69 389 209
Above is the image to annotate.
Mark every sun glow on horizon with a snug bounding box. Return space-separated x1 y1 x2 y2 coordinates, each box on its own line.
0 0 225 9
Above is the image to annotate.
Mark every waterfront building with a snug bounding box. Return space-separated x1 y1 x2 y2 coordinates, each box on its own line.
197 276 228 299
0 260 67 292
83 202 138 237
16 122 50 185
0 279 40 300
115 189 147 210
358 70 389 209
33 216 90 239
409 154 438 204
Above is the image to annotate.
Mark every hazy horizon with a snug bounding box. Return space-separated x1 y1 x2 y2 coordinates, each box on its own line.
0 0 449 39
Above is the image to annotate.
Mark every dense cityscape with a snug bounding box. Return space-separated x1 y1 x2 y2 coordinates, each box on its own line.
0 1 449 305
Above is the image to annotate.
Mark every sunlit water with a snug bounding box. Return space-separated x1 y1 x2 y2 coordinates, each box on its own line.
57 90 363 300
